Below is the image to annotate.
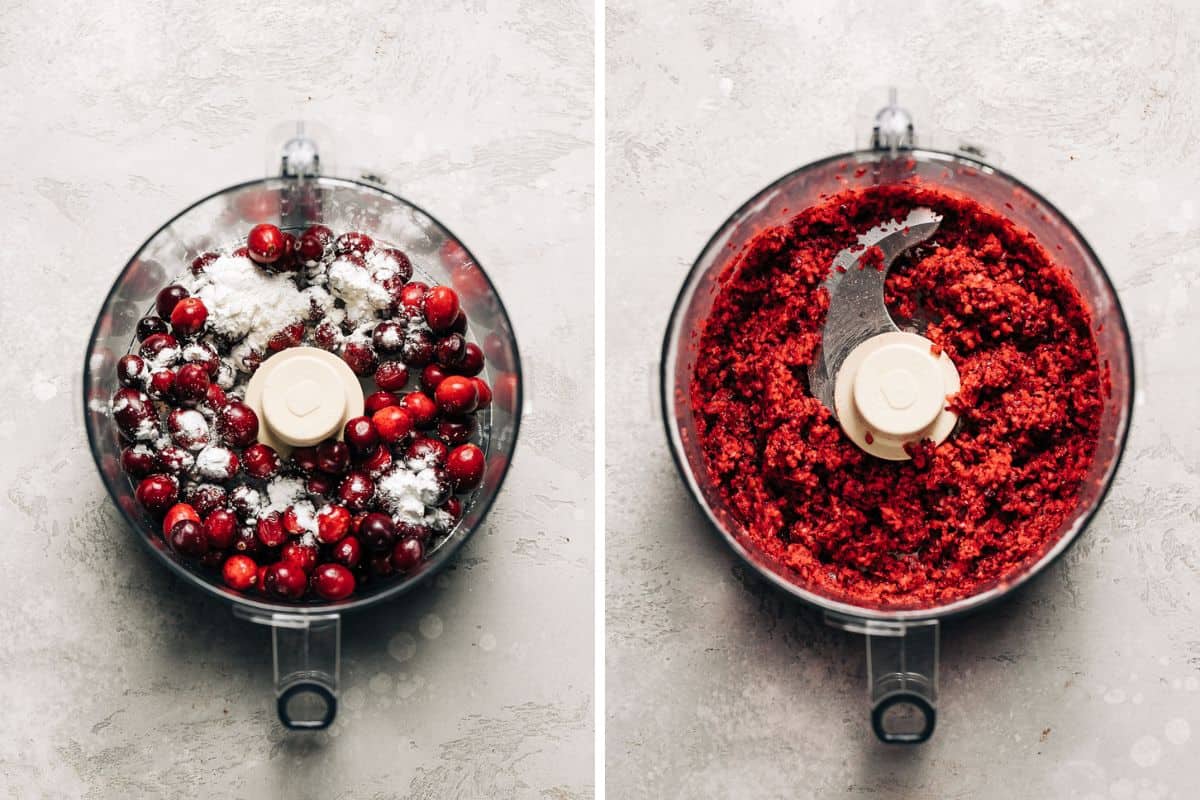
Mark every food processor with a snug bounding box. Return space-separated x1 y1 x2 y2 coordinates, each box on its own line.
83 123 522 730
661 95 1133 743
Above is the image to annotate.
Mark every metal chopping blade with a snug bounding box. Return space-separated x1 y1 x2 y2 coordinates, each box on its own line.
807 207 942 414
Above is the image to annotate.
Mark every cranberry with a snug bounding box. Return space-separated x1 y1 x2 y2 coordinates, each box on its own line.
359 512 396 553
335 231 374 255
117 354 146 387
281 541 318 573
435 375 479 415
316 504 352 544
275 231 299 271
264 561 308 600
267 322 304 352
242 443 282 479
199 549 226 570
136 316 169 341
156 445 194 475
338 471 375 512
313 563 355 601
247 223 286 265
360 445 393 478
307 474 333 496
217 401 259 448
380 247 413 283
182 341 220 377
229 485 262 521
168 408 209 451
424 286 460 332
400 329 434 366
316 440 351 474
223 554 258 591
344 416 379 453
282 505 308 535
256 512 288 548
392 537 424 572
457 342 485 376
175 362 211 402
139 332 178 363
399 282 429 311
374 361 409 392
400 392 438 428
405 436 449 467
372 406 413 444
191 252 219 275
364 390 399 415
494 373 519 412
369 553 395 577
472 378 492 409
186 483 227 517
437 416 476 446
121 446 160 478
426 468 453 506
205 383 228 411
162 503 201 537
136 474 179 514
147 369 176 401
204 509 239 549
298 224 334 262
234 526 263 556
255 564 269 592
332 536 363 568
169 519 209 557
449 310 468 335
195 445 239 482
336 251 368 270
314 322 341 351
113 387 156 438
435 334 466 367
155 285 190 319
447 443 486 491
341 343 378 376
420 364 449 394
372 321 405 353
170 297 208 336
442 496 463 521
290 446 320 475
396 520 433 543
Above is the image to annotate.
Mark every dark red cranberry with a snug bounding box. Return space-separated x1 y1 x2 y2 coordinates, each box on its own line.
337 471 375 512
204 509 239 549
457 342 485 376
396 520 433 543
399 282 429 312
233 526 262 556
400 392 438 428
170 297 208 336
267 322 305 352
405 436 449 467
290 446 319 475
341 343 377 377
147 369 176 401
136 316 170 341
316 504 352 544
199 549 226 569
256 512 287 548
223 554 258 590
117 354 146 387
316 440 351 474
368 553 394 577
112 387 156 439
275 231 299 271
420 364 449 394
374 361 409 392
335 231 374 255
298 224 334 262
242 443 282 479
312 563 355 600
263 561 308 600
344 416 379 454
156 285 190 319
435 375 479 415
314 322 341 351
169 519 209 557
306 474 333 496
187 484 228 517
380 248 413 283
360 445 393 477
205 383 228 411
281 541 318 573
121 446 160 478
217 401 259 448
195 445 238 482
372 321 405 353
168 408 210 451
372 406 413 444
400 329 435 366
442 496 463 521
247 223 285 265
435 334 466 367
175 363 210 402
447 443 486 491
392 537 424 572
364 390 399 415
162 503 201 537
472 378 492 409
191 252 219 275
156 445 193 475
332 536 362 568
139 332 179 362
449 310 468 335
424 286 460 332
359 512 396 553
182 341 220 377
437 416 476 446
136 474 178 514
229 485 261 521
336 251 368 270
427 468 453 506
282 506 307 535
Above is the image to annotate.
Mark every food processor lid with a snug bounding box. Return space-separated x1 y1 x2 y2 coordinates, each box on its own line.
244 346 365 450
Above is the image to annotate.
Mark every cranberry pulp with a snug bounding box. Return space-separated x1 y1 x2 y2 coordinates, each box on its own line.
689 183 1106 610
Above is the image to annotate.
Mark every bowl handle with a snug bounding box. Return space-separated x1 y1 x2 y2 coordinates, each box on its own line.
236 609 341 730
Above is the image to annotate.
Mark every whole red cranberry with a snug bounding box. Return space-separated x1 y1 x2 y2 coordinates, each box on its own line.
242 443 282 479
121 446 160 478
307 474 333 497
335 231 374 255
139 332 179 363
169 519 209 557
400 392 438 428
170 297 208 336
267 322 304 352
282 505 307 535
399 282 429 312
264 561 308 600
156 445 194 475
401 329 435 366
217 402 259 448
344 416 379 453
156 285 190 319
117 354 146 387
435 334 466 367
457 342 485 376
405 436 449 467
298 224 334 262
147 369 176 401
204 509 239 549
396 520 433 543
341 343 378 377
229 485 262 521
313 563 355 601
136 474 179 514
472 378 492 409
316 440 351 474
191 252 219 275
256 512 287 548
175 362 211 402
369 553 395 577
379 247 413 283
314 322 341 351
435 375 479 415
332 536 363 568
222 554 258 590
162 503 201 537
290 446 319 475
448 310 468 335
424 286 460 332
420 364 449 394
437 416 476 446
359 512 396 553
281 541 318 573
233 526 263 556
168 408 210 451
447 443 486 491
442 496 463 521
364 390 399 415
136 316 169 341
360 445 393 477
275 231 299 271
338 471 375 512
392 537 424 572
247 223 286 265
195 445 239 481
182 341 220 377
187 484 228 517
372 321 405 353
112 388 156 439
316 504 352 544
374 361 409 392
205 383 228 411
336 251 368 270
426 468 453 506
372 406 413 444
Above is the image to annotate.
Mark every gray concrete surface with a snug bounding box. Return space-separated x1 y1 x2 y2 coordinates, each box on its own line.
0 1 593 797
606 1 1200 797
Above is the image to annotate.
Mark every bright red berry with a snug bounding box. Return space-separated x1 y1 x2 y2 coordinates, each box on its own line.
247 223 286 265
435 375 479 415
170 297 208 336
447 444 486 491
312 563 356 600
223 555 258 590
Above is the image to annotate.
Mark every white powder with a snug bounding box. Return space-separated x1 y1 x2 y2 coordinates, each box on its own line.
290 499 319 534
144 345 179 372
132 417 158 442
230 485 262 517
170 409 210 450
262 476 308 516
375 465 442 524
194 446 236 480
327 256 392 324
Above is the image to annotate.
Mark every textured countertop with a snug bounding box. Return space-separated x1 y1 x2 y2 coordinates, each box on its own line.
606 1 1200 798
0 1 593 797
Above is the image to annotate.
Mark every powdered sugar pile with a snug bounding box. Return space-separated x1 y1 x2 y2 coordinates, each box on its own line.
376 465 452 531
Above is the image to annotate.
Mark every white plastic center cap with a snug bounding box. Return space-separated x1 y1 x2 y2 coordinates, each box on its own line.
833 332 960 461
244 347 365 451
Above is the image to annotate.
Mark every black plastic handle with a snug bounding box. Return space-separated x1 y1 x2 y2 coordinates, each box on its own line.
871 691 936 744
277 681 337 730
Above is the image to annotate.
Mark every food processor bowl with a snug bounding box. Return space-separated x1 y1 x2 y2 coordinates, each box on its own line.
84 129 522 730
661 107 1132 742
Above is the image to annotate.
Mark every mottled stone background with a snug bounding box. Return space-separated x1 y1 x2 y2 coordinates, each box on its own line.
606 1 1200 798
0 1 593 797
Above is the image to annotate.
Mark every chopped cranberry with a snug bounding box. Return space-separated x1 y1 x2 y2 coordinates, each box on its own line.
341 342 378 377
247 223 286 265
162 503 201 537
420 364 449 394
472 378 492 409
205 383 228 410
359 512 396 553
374 361 409 392
175 362 211 402
139 332 179 363
335 231 374 255
400 329 434 366
281 541 319 573
364 390 399 415
136 316 169 341
437 416 476 446
264 561 308 600
186 483 228 517
372 406 413 444
400 392 438 428
147 369 176 401
313 563 355 600
222 554 258 590
298 224 334 262
338 471 375 512
307 474 334 497
344 416 379 454
113 387 156 438
191 252 219 275
117 355 146 387
360 445 393 478
169 519 209 557
314 322 341 351
372 321 405 353
457 342 485 376
135 474 179 515
156 445 194 475
290 446 320 475
256 512 288 548
204 509 239 549
168 408 210 451
155 285 190 319
242 443 282 479
217 401 259 448
170 297 208 337
447 443 486 491
316 440 351 474
399 282 429 312
332 536 363 568
424 286 460 332
405 436 449 467
435 375 479 415
392 537 424 572
435 334 466 367
316 504 352 544
121 445 160 478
